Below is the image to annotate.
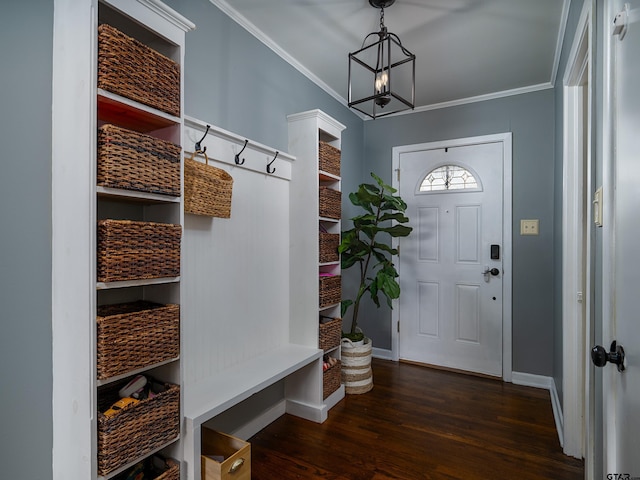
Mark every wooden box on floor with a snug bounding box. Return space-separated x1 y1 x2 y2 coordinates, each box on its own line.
201 428 251 480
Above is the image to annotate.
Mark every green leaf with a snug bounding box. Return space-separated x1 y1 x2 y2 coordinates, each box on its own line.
341 255 362 269
379 272 401 299
341 299 353 317
349 191 374 214
361 225 377 240
379 224 413 237
372 249 388 264
361 182 381 195
379 212 410 223
373 242 398 255
370 172 397 194
369 278 381 308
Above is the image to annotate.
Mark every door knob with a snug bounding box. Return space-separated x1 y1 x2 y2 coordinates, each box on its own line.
482 268 500 276
591 341 626 372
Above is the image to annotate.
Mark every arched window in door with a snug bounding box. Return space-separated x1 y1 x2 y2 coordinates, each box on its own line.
419 164 479 192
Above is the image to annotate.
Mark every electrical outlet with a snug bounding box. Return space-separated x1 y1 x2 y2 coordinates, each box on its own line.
520 219 539 235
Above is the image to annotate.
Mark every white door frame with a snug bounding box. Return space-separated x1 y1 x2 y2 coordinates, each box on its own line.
561 0 594 466
391 133 513 382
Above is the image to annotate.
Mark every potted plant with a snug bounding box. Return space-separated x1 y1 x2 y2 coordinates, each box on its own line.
338 172 412 393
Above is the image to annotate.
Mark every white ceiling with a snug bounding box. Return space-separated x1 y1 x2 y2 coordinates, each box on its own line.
210 0 569 117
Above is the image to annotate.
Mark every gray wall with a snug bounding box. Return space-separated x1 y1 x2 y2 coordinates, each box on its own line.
164 0 363 181
0 2 54 479
359 91 557 376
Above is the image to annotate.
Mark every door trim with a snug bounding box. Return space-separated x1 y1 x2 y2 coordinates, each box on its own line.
562 0 593 464
391 133 513 382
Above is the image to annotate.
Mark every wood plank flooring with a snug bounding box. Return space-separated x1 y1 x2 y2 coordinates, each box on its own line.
249 359 584 479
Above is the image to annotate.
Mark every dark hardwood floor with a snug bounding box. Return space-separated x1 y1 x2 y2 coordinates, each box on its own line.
249 359 584 479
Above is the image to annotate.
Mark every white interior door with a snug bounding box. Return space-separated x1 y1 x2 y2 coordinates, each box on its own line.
601 1 640 474
398 141 504 377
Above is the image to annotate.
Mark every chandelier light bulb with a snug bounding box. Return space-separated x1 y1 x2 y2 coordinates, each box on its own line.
375 70 388 93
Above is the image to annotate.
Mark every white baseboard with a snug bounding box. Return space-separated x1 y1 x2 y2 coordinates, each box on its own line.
286 398 327 424
372 347 394 361
512 371 564 447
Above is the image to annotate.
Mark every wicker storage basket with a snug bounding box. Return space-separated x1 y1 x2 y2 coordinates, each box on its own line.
98 24 180 117
97 301 180 380
323 360 342 400
113 457 180 480
97 381 180 476
97 124 181 196
97 219 181 282
319 141 341 177
319 317 342 351
319 232 340 263
319 187 341 219
319 274 341 308
184 152 233 218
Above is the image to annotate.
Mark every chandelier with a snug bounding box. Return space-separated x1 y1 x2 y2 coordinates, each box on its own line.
348 0 416 119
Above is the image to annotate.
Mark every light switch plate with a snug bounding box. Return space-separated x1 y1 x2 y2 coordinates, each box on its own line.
520 219 539 235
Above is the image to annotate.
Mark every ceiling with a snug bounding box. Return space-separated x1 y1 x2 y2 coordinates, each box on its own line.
210 0 569 118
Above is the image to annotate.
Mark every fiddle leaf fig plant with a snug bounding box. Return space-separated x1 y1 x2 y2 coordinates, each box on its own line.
339 172 413 341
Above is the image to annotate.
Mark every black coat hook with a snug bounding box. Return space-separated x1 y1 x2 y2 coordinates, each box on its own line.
195 125 210 154
235 139 248 165
267 151 278 174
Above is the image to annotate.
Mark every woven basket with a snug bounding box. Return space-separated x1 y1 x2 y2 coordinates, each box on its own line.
97 219 181 282
341 337 373 395
319 232 340 263
97 382 180 475
184 152 233 218
97 301 180 380
319 141 341 177
319 187 341 219
319 275 341 308
97 124 181 196
98 24 180 117
319 317 342 351
113 457 180 480
323 360 342 399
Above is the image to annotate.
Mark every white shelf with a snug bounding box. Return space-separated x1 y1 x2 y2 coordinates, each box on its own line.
98 89 180 131
319 171 340 182
97 276 180 290
97 186 180 204
96 356 180 387
319 216 340 223
319 303 340 312
319 261 340 267
184 344 322 425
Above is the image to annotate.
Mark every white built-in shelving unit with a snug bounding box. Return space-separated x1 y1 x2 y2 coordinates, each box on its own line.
51 0 194 478
52 4 344 479
95 2 193 478
288 110 347 410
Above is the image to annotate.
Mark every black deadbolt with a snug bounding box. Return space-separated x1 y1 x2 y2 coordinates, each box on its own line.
591 341 625 372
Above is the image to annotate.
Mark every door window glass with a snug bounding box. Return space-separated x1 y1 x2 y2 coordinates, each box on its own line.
419 165 479 192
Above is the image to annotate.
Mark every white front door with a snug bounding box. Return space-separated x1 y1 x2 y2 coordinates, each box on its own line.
601 1 640 474
397 139 505 377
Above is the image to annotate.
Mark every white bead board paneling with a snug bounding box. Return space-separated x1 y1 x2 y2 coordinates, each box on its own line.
182 171 291 383
181 117 295 385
